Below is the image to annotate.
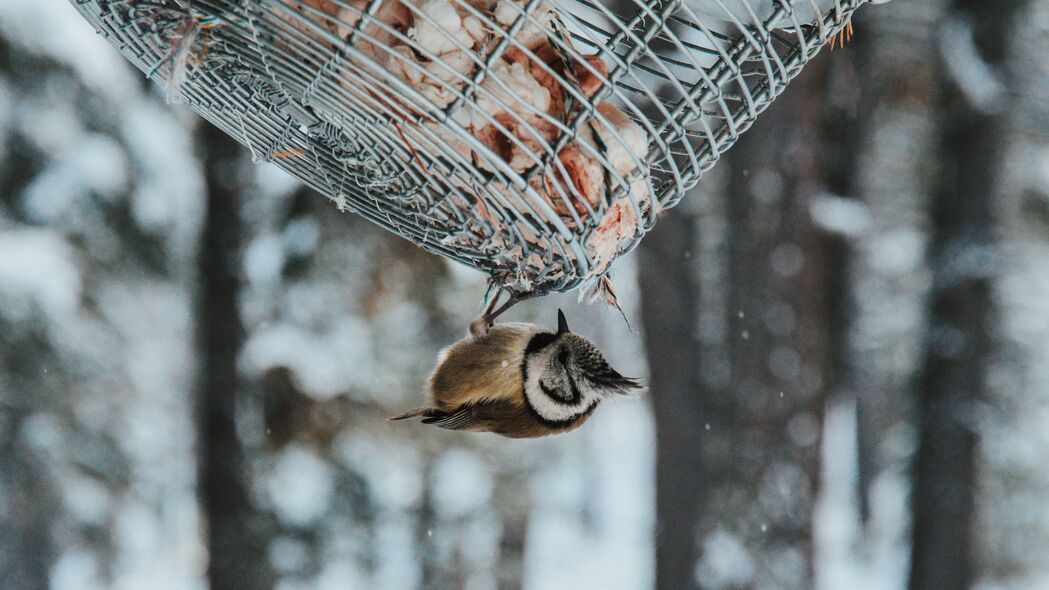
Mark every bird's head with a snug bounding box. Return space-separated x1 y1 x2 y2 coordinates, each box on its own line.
521 309 642 426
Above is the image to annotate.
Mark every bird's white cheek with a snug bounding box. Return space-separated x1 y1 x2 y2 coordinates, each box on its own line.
524 368 597 423
526 389 578 422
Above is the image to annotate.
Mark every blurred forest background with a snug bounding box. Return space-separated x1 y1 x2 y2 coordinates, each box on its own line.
2 0 1049 589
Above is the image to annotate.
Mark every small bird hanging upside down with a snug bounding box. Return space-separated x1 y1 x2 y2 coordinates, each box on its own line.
390 310 642 438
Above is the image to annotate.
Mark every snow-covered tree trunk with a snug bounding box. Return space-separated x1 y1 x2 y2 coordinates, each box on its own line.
0 393 58 589
713 58 834 590
813 25 873 525
909 0 1023 587
638 207 706 590
196 121 275 590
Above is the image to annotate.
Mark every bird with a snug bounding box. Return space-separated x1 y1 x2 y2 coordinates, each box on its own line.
390 309 642 438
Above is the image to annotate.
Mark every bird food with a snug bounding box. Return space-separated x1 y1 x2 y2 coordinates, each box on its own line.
70 0 872 297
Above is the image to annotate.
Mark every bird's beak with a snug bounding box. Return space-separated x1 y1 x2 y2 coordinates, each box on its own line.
557 309 570 335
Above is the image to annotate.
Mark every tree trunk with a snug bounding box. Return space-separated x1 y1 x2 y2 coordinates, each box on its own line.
416 463 445 590
715 58 833 589
816 21 874 524
196 122 273 590
495 470 530 590
0 408 56 590
908 0 1021 588
638 207 705 590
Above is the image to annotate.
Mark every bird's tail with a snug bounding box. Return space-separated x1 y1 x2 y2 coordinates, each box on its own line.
388 408 431 421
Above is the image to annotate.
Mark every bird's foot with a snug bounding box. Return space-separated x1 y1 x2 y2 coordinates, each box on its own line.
469 316 492 341
470 288 528 341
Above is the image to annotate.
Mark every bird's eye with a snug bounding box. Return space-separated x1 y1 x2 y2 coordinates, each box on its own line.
557 349 570 365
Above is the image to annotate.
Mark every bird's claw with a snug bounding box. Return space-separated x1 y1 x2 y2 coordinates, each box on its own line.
470 288 527 341
469 316 493 341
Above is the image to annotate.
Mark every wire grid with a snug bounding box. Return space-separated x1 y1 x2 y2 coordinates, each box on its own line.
70 0 867 295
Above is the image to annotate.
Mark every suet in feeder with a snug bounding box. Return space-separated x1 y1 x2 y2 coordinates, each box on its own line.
70 0 874 299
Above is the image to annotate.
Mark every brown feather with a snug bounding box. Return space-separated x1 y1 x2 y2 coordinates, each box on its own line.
468 399 595 438
388 408 431 421
428 323 539 409
415 399 595 438
391 323 598 438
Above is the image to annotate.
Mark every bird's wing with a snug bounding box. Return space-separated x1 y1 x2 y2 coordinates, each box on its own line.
421 407 476 430
390 406 485 431
416 400 544 437
471 399 580 438
419 401 519 431
395 399 588 438
389 407 430 421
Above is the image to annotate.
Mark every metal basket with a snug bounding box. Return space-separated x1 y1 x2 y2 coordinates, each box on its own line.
69 0 867 296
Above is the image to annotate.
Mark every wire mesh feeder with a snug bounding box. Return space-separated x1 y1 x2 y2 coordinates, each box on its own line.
70 0 872 299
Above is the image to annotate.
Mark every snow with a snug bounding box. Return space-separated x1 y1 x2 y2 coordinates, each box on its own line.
433 449 494 517
120 102 204 250
313 559 367 590
867 229 924 274
241 318 377 400
938 15 1006 114
14 90 83 156
282 217 321 258
270 537 310 574
810 194 872 237
62 474 112 527
696 528 755 588
814 398 862 589
22 134 130 223
257 162 304 200
335 434 423 510
268 445 336 526
245 232 287 286
371 516 422 590
523 379 654 590
815 398 911 590
580 402 656 590
0 0 138 105
51 549 103 590
0 229 82 321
